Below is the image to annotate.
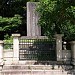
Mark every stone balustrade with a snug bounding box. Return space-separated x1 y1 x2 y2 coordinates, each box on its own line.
0 34 74 67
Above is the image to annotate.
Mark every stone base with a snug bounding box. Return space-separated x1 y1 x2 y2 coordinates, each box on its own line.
12 58 19 64
0 65 3 75
0 66 3 70
57 58 63 62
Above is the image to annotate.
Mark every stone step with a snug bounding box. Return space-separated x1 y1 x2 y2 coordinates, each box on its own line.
17 61 61 65
2 70 68 75
2 65 63 70
2 64 73 75
3 64 73 70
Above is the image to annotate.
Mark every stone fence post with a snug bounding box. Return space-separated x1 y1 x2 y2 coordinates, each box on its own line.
0 40 3 74
70 41 75 65
0 41 3 64
12 34 20 63
55 34 63 61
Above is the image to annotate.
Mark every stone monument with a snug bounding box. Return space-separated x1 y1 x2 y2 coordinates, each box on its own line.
27 2 41 36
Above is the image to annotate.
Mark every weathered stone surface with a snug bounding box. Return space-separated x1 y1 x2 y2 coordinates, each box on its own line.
27 2 41 36
2 64 73 75
70 41 75 65
0 40 3 65
12 34 20 62
55 34 63 61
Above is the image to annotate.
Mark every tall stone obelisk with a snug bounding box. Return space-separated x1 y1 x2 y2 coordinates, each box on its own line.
27 2 41 36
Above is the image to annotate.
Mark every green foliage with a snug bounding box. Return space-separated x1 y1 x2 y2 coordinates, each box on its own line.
29 0 39 2
0 0 40 37
37 0 75 41
4 35 13 49
0 14 22 32
0 0 39 17
4 38 13 44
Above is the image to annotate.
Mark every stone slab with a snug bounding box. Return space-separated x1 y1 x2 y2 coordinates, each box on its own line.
27 2 41 36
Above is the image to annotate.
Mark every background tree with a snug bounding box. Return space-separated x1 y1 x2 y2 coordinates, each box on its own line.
37 0 75 41
0 0 39 39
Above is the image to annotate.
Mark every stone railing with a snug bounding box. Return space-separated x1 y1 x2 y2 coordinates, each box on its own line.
0 34 75 67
